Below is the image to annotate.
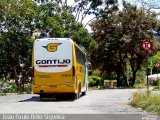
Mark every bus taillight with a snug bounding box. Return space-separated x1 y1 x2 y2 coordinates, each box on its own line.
72 66 75 77
32 67 34 77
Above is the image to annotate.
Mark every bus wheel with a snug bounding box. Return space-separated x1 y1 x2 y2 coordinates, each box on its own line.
73 84 81 100
77 84 81 98
82 91 86 96
40 94 45 100
82 86 87 96
72 93 78 100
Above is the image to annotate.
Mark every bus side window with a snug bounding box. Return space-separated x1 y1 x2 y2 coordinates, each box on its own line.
75 45 85 65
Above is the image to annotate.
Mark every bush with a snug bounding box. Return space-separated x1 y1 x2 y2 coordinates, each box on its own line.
138 101 149 109
130 90 160 114
10 84 18 93
88 75 102 87
0 77 32 94
146 105 160 114
24 83 32 94
0 77 11 94
136 70 146 84
129 91 146 106
156 79 160 89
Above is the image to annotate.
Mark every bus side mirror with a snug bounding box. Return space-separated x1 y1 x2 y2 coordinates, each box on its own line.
86 62 92 76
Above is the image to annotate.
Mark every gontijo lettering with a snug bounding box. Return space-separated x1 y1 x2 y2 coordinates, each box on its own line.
36 59 71 64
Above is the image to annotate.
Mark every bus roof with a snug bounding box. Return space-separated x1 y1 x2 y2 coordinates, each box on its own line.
35 38 72 41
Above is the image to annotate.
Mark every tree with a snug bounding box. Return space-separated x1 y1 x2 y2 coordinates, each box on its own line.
73 0 118 25
0 0 96 92
36 2 96 51
149 51 160 71
120 3 160 86
0 0 38 34
90 3 160 87
0 0 37 91
0 32 32 91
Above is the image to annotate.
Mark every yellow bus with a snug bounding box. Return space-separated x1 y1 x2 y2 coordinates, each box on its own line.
32 38 91 99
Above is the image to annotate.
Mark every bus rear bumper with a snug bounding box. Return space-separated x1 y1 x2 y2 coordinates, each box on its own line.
32 84 76 94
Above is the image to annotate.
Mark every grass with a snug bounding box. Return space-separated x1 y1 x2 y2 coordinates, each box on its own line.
133 83 145 89
155 79 160 90
129 90 160 115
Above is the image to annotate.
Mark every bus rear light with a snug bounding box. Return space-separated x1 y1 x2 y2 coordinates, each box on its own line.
72 66 75 77
32 67 34 77
31 67 35 85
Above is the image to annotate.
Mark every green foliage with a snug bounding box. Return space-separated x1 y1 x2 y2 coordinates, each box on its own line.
0 0 34 91
101 72 117 80
129 91 146 106
35 2 96 51
2 0 160 92
90 3 160 87
92 69 101 76
149 51 160 69
0 0 96 93
133 83 145 89
73 0 118 23
88 69 103 87
0 32 32 78
134 69 146 88
138 101 150 109
23 83 32 94
146 105 160 114
0 76 32 94
156 79 160 89
88 76 96 87
2 82 18 93
9 83 18 93
88 69 100 85
0 77 10 94
130 90 160 114
88 75 102 87
0 0 37 34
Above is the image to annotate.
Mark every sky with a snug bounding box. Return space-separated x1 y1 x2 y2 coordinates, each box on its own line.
67 0 124 32
67 0 160 32
67 0 94 32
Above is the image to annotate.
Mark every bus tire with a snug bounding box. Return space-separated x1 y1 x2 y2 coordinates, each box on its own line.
72 93 78 100
78 84 81 98
73 84 81 100
82 91 86 96
82 85 87 96
40 94 45 100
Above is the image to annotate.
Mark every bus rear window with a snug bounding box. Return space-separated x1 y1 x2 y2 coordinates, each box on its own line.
34 39 72 73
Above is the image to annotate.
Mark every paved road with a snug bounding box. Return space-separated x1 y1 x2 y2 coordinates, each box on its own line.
0 89 158 120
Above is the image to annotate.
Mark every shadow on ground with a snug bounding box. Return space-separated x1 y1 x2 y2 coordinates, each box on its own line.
18 95 82 102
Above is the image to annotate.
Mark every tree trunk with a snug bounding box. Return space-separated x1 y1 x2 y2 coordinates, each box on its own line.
131 71 136 87
121 71 129 87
